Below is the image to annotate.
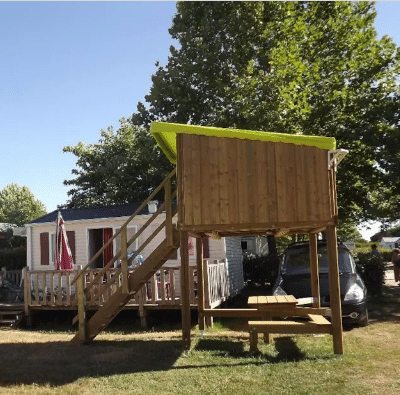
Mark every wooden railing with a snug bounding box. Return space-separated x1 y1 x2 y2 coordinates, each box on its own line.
0 269 22 286
22 260 229 309
206 260 229 308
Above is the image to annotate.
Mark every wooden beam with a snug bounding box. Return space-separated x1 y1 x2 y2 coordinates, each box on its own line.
326 225 344 355
309 233 321 308
180 231 191 350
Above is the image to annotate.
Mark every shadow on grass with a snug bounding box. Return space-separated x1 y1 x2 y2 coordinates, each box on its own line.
194 336 315 364
0 338 182 387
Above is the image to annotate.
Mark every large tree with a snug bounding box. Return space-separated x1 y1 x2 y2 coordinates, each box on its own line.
63 119 173 208
131 1 400 227
0 184 47 226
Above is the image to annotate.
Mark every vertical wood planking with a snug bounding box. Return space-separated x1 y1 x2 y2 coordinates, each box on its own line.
218 138 230 224
209 136 220 225
274 143 287 223
183 135 194 226
266 142 278 224
313 147 324 221
199 135 212 225
295 145 307 222
227 138 239 225
237 138 249 223
255 140 268 223
286 143 298 223
191 135 202 225
316 148 330 220
306 146 319 222
246 140 256 224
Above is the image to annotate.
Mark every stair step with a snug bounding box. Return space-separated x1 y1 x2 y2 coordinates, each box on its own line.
0 311 23 315
0 319 17 324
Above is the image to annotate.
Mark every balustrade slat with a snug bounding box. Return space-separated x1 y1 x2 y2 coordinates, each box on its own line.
170 269 176 305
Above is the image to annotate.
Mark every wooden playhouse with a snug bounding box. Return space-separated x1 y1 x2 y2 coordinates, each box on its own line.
70 121 347 356
151 122 347 355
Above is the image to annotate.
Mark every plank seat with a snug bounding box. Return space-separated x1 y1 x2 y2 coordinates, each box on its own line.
248 319 331 334
307 314 331 326
248 316 332 352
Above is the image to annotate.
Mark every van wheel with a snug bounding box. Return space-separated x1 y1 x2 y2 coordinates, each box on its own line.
358 310 369 327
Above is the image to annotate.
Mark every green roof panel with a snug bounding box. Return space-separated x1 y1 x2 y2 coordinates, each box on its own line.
150 121 336 164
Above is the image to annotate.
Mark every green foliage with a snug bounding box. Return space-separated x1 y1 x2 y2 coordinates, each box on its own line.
353 253 385 295
0 184 47 226
63 119 173 208
337 222 363 242
131 1 400 227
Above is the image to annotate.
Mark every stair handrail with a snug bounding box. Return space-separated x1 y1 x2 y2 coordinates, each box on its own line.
85 205 178 295
71 168 176 286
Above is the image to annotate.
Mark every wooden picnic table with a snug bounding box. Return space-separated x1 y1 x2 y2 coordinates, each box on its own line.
247 295 332 352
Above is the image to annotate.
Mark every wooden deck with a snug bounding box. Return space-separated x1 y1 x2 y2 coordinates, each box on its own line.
1 261 229 325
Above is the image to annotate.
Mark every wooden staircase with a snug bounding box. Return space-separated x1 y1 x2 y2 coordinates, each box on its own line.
71 169 179 343
0 306 24 328
71 230 180 343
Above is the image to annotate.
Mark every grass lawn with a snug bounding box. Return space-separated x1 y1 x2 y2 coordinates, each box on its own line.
1 284 399 395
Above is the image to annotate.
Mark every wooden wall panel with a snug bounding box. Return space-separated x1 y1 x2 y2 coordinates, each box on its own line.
178 134 335 231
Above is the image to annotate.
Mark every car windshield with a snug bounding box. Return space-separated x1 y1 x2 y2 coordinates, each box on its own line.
282 246 355 275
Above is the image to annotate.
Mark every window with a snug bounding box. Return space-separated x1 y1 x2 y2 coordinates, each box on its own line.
40 231 76 267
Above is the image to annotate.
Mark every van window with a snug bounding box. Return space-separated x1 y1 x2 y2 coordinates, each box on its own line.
282 246 354 275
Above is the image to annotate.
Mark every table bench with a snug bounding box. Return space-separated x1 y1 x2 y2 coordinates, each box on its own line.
247 295 332 352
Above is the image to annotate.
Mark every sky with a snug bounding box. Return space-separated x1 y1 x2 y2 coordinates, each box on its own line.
0 1 399 240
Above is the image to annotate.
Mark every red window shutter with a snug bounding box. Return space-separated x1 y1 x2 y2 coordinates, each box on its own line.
40 232 49 265
67 231 76 264
103 228 113 267
202 237 210 259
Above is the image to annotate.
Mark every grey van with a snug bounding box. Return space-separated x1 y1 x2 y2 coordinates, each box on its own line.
272 241 369 326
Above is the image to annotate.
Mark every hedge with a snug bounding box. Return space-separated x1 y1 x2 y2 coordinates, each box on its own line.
353 252 386 296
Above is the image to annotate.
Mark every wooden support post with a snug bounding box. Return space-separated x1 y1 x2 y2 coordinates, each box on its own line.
121 227 129 295
77 270 87 343
326 225 344 355
196 237 205 331
22 267 32 326
138 286 147 328
309 233 321 308
180 231 191 350
165 178 173 247
249 328 259 352
262 311 272 344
